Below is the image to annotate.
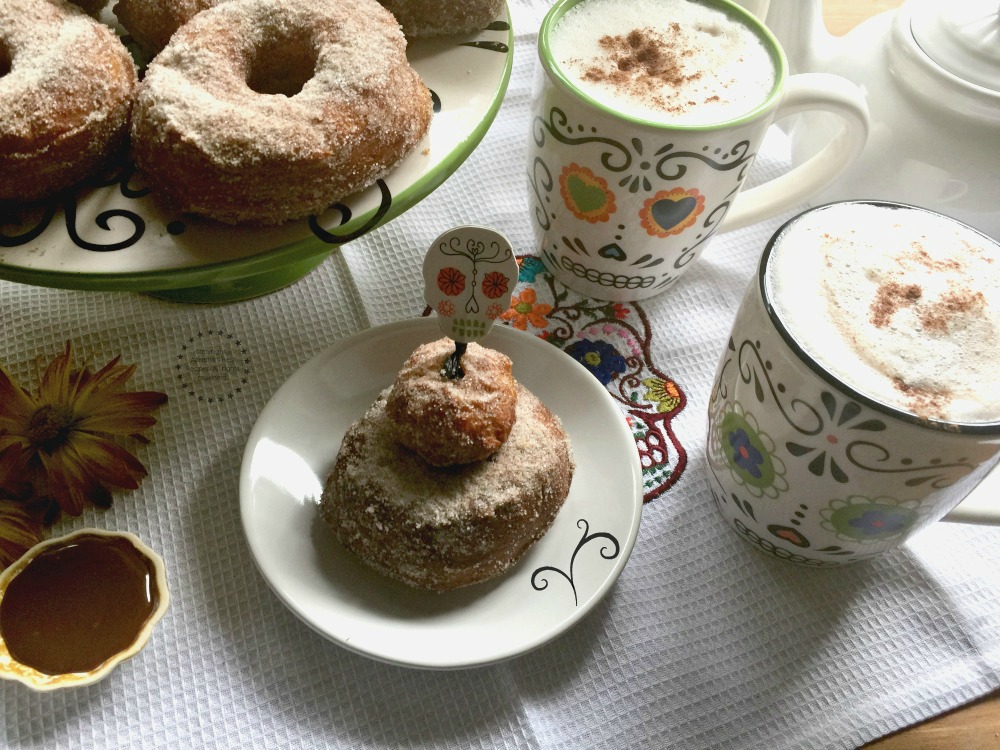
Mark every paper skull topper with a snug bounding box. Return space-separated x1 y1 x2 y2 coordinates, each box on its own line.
423 226 517 343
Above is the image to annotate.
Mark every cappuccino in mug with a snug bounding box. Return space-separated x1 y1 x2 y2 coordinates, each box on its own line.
766 202 1000 424
549 0 777 126
707 202 1000 565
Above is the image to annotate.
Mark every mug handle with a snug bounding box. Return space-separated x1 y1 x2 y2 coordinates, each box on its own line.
720 72 870 232
943 459 1000 526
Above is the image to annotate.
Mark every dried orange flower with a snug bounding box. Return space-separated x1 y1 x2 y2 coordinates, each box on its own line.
0 445 43 568
0 342 167 519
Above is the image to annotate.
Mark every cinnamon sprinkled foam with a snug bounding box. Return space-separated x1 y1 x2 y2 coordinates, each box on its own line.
549 0 775 126
767 203 1000 423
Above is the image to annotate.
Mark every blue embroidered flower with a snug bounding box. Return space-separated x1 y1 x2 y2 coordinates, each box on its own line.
518 256 547 283
565 339 627 385
728 428 764 479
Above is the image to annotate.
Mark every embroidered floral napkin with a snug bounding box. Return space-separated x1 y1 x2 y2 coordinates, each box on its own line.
2 3 999 749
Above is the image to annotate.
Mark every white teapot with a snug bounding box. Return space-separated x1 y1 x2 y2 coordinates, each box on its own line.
739 0 1000 239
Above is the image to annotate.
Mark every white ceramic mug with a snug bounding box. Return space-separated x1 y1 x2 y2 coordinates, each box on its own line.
706 201 1000 566
527 0 869 301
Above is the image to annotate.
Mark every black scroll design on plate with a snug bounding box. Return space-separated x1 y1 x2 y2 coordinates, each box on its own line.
653 140 755 182
1 156 148 251
533 107 633 172
460 40 509 53
0 202 58 248
531 519 621 606
308 179 392 245
459 20 510 52
62 199 146 252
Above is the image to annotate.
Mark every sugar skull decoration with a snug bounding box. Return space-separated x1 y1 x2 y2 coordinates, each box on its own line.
423 225 518 379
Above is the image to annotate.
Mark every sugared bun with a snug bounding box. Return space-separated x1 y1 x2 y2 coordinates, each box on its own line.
113 0 506 54
129 0 431 225
321 383 574 591
378 0 506 37
321 336 575 592
386 338 517 466
113 0 215 54
0 0 137 202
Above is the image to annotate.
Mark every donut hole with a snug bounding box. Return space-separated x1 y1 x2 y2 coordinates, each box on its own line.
245 31 318 97
0 42 11 79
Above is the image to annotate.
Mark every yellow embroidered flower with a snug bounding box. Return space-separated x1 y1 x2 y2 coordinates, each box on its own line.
643 377 682 413
0 342 167 519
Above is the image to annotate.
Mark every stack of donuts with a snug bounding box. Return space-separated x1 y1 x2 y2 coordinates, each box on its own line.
320 338 575 592
0 0 504 224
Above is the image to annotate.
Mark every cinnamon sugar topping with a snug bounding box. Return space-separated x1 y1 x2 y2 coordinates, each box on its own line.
577 26 703 117
550 0 775 126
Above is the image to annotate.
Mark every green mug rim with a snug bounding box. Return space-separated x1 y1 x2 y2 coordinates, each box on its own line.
538 0 788 131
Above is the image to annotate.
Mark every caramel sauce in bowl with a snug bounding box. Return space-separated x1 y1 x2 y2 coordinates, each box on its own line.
0 529 169 691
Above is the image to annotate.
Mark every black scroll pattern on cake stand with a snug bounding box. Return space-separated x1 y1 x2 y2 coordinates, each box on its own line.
460 21 510 53
531 519 621 606
0 155 148 251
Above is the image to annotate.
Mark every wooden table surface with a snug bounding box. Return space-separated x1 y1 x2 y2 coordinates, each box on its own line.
813 3 1000 747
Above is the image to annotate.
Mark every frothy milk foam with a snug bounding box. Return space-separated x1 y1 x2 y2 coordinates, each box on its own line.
767 203 1000 423
549 0 776 126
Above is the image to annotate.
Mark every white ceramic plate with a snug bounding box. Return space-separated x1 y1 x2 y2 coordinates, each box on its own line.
0 12 512 301
239 318 644 669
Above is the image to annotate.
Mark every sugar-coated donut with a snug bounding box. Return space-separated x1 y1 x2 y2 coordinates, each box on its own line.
0 0 138 202
386 338 518 466
321 384 574 592
129 0 432 225
112 0 214 54
378 0 506 37
114 0 506 53
69 0 109 15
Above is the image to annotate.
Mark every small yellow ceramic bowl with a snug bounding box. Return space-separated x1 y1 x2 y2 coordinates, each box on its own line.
0 528 169 691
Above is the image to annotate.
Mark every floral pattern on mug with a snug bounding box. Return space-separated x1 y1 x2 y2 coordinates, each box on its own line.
639 188 705 238
715 403 787 498
820 496 926 542
559 164 617 223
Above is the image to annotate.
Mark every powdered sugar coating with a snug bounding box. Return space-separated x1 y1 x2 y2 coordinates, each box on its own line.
321 384 574 592
114 0 505 51
386 338 518 466
379 0 505 37
130 0 432 224
113 0 218 53
0 0 137 201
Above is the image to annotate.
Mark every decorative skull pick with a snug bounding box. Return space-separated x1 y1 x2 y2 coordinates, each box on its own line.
422 226 518 379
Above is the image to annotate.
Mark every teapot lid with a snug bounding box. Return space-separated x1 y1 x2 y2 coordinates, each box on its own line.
909 0 1000 92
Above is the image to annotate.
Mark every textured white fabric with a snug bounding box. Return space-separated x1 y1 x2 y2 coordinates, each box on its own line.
2 4 999 748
